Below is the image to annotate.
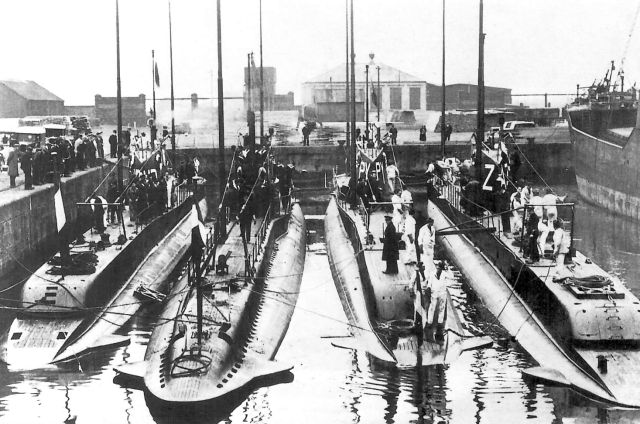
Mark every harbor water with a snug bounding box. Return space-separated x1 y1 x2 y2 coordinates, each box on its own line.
0 185 639 423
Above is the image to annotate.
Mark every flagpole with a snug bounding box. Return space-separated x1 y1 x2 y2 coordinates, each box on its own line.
475 0 485 175
440 0 446 159
216 0 227 238
365 64 369 145
151 50 157 146
349 0 357 207
376 66 381 122
259 0 265 144
345 0 350 169
152 50 157 122
168 0 176 161
116 0 123 192
247 53 252 113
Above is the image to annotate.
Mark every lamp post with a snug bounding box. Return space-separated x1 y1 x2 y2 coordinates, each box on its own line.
377 65 381 142
365 64 369 145
441 0 446 159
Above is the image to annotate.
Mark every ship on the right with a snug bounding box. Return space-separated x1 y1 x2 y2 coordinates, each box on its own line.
566 62 640 219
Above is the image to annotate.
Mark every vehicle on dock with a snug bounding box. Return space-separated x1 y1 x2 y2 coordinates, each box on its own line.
325 144 490 367
114 145 307 405
2 152 202 370
566 62 640 220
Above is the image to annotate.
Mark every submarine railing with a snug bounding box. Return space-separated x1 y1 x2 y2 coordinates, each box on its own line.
436 175 576 258
437 176 504 238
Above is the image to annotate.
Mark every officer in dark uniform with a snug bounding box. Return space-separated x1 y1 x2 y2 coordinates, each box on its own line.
382 215 399 274
109 130 118 158
21 146 34 190
32 147 44 185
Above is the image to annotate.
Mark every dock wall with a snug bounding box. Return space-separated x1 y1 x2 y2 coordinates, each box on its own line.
0 163 114 281
181 141 574 186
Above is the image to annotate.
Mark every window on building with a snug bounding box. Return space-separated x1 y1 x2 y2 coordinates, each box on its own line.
409 87 421 110
390 87 402 109
325 88 334 101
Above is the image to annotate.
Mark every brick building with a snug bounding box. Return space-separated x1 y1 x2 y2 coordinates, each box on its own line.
427 83 512 110
244 66 295 111
95 94 147 126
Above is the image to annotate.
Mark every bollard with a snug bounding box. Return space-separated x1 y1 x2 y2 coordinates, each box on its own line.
597 354 608 374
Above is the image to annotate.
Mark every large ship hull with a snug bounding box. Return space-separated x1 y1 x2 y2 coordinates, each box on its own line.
568 107 640 220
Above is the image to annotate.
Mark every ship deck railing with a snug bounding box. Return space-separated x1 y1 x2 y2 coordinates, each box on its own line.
436 176 577 260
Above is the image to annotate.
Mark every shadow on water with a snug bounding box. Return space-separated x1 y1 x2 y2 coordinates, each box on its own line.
145 371 294 424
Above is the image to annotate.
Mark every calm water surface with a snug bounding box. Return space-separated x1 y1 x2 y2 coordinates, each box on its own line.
1 187 640 423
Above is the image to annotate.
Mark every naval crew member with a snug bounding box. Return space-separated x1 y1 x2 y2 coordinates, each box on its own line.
381 215 399 274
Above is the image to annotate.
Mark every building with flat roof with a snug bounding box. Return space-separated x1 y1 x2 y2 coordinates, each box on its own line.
427 83 512 110
0 80 65 118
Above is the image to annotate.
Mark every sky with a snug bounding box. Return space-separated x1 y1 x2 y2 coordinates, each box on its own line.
1 0 639 107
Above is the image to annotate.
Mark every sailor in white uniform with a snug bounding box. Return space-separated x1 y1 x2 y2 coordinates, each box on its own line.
418 218 436 276
552 219 571 278
425 261 447 343
386 163 399 193
400 209 417 264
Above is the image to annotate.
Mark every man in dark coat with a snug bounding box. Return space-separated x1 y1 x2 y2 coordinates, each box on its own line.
32 148 44 185
444 123 453 142
389 124 398 145
122 128 132 154
20 147 34 190
92 196 106 233
7 147 19 187
382 215 399 274
95 132 104 159
106 180 120 224
301 125 311 146
86 136 97 168
525 209 540 263
109 130 118 158
184 159 196 185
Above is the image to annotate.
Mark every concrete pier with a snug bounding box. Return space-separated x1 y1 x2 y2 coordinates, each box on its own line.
0 163 114 282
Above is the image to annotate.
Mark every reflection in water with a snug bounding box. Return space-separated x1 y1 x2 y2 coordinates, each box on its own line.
2 204 640 423
381 365 399 424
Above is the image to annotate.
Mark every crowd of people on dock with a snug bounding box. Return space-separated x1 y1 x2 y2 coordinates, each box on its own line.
0 121 177 191
1 131 106 190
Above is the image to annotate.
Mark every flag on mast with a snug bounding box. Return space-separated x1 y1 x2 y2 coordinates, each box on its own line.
54 188 66 232
154 62 160 87
189 204 207 248
371 82 378 107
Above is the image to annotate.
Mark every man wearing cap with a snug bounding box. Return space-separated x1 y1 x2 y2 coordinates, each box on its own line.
95 131 104 159
382 215 399 274
109 130 118 158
